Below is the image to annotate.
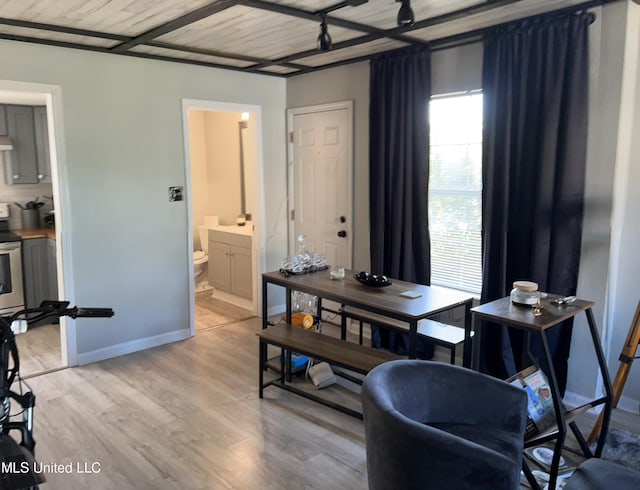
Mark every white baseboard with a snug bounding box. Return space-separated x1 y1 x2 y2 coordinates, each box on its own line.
564 390 640 416
617 394 640 415
266 303 286 318
563 390 597 411
75 329 191 366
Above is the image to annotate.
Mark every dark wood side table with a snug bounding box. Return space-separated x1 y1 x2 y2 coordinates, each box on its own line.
471 295 613 490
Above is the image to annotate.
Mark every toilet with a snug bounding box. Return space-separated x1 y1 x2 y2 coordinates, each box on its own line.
193 225 210 290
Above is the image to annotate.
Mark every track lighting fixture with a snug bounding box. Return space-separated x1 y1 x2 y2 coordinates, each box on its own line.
396 0 415 27
317 14 332 51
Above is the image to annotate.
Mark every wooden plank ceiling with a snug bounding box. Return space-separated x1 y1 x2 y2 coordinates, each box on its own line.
0 0 614 77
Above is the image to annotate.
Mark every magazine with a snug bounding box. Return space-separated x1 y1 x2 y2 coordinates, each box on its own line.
508 366 557 438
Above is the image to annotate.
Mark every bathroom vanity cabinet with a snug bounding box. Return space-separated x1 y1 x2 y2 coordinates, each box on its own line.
22 237 58 312
0 104 51 185
209 230 252 300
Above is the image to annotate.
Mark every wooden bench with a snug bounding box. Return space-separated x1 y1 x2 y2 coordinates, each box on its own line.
257 324 400 419
340 305 473 365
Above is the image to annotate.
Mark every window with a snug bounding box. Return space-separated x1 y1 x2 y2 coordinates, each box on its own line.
428 93 483 294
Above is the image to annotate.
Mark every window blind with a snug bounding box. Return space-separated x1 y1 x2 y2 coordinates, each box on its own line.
429 93 483 294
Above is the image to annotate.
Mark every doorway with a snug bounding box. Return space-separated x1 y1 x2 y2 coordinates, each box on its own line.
0 82 68 376
182 100 264 336
287 101 354 268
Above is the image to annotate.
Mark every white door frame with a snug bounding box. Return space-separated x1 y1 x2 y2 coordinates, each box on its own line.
0 80 73 366
181 99 266 336
286 100 354 264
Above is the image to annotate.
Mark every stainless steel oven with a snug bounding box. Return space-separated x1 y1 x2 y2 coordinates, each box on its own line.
0 241 24 315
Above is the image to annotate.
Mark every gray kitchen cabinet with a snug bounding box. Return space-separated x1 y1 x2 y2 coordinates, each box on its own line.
33 106 52 184
208 230 253 299
1 105 51 185
0 106 6 135
22 238 58 319
4 105 38 185
47 238 58 298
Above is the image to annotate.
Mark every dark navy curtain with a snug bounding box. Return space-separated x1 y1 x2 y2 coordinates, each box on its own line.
369 47 432 357
479 11 593 394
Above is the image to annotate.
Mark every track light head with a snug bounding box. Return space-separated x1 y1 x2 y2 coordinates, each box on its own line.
317 14 332 51
396 0 415 27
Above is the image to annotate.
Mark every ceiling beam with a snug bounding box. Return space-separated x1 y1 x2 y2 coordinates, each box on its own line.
146 40 308 70
249 33 385 70
110 0 237 52
0 17 129 42
0 32 286 78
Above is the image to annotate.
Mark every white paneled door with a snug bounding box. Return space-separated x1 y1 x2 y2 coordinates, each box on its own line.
288 102 353 268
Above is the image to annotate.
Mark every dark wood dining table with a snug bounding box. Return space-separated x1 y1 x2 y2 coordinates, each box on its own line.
262 268 475 367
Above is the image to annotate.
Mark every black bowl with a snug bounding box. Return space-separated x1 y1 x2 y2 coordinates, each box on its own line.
354 273 392 288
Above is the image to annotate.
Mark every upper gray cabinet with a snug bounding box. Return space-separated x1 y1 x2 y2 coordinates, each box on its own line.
2 105 51 185
0 106 6 135
34 106 51 184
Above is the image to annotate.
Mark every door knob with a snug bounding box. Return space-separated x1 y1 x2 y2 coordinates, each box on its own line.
337 230 347 238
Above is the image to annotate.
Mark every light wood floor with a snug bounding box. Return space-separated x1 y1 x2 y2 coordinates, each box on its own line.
14 311 640 490
13 292 254 379
27 317 368 490
194 291 254 333
15 322 63 376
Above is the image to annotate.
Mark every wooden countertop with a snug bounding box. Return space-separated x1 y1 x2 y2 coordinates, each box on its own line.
13 227 56 240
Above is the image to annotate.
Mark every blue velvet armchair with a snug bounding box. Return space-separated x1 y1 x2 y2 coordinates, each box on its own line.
361 360 528 490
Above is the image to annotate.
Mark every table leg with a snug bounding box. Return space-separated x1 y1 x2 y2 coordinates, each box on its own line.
408 320 418 359
569 420 592 458
538 330 567 490
463 300 473 368
259 338 266 398
340 306 347 340
522 459 542 490
280 346 285 384
585 307 613 457
285 287 292 324
262 277 269 329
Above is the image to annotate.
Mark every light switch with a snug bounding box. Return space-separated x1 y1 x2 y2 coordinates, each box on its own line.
169 186 183 202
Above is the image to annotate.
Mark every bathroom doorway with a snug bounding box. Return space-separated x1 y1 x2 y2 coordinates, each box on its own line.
182 100 264 336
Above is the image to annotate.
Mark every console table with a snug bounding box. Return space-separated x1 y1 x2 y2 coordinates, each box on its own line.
262 269 474 365
471 295 613 490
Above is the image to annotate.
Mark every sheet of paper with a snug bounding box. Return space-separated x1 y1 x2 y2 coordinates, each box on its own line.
400 290 422 299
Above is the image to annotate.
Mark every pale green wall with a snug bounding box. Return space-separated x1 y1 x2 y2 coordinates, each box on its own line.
287 62 371 271
567 2 625 405
0 39 287 359
600 0 640 409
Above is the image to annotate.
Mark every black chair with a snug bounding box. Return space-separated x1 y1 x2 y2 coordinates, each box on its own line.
361 360 528 490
